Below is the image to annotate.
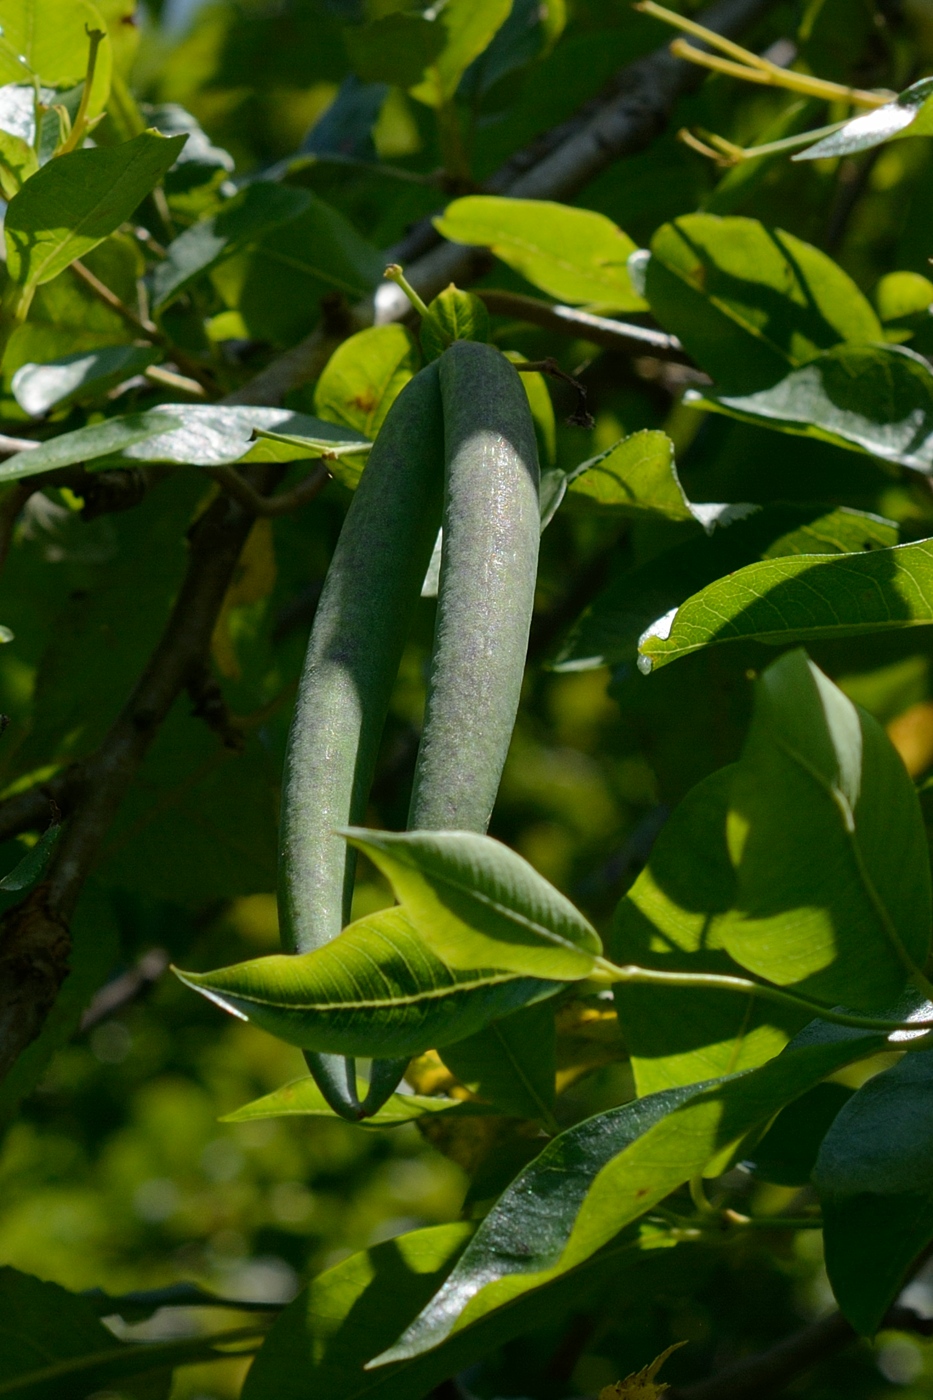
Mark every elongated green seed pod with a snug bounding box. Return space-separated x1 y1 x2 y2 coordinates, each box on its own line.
279 362 445 1118
409 341 540 832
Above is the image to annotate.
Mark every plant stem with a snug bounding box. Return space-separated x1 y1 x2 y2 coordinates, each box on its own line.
56 27 105 155
384 264 431 319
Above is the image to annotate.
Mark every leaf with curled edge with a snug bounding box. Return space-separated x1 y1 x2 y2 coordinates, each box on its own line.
174 906 562 1059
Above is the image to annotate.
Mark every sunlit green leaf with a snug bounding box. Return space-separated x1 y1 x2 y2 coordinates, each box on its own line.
637 536 933 672
344 12 446 88
421 284 489 362
5 129 186 291
0 0 112 116
611 768 805 1095
556 504 896 672
717 650 931 1013
175 907 561 1057
410 0 512 107
314 324 420 440
646 215 882 394
344 829 602 982
222 1077 496 1127
795 76 933 160
436 195 645 310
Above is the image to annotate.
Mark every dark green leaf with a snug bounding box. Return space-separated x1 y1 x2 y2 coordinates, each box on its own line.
745 1082 853 1186
686 344 933 472
0 824 59 890
5 130 186 291
344 13 446 88
0 411 182 482
645 215 882 394
439 1000 556 1125
815 1047 933 1333
151 181 311 311
175 906 561 1057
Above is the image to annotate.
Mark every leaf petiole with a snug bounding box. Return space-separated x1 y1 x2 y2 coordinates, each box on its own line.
384 264 431 319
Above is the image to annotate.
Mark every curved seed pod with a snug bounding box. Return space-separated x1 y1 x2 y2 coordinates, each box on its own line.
279 362 445 1118
409 340 540 833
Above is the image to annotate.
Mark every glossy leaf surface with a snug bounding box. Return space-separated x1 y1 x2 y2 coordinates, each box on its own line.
638 537 933 671
175 907 561 1057
557 505 896 672
11 344 161 416
376 1020 897 1364
796 77 933 160
344 829 602 981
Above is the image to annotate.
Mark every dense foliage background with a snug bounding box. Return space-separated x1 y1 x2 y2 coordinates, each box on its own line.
9 0 933 1396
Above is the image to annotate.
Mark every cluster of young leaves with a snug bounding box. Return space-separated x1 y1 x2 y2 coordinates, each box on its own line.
9 0 933 1398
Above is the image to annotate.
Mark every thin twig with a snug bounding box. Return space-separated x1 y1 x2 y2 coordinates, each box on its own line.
513 357 594 427
206 461 330 517
79 948 170 1031
477 290 688 360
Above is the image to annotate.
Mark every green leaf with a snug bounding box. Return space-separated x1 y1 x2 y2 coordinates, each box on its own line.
374 1018 899 1364
874 271 933 330
611 768 806 1095
637 536 933 673
344 12 446 88
410 0 512 108
0 410 181 482
435 196 646 310
796 76 933 160
0 0 112 116
0 404 369 480
745 1081 852 1186
716 650 932 1013
211 193 384 345
815 1049 933 1333
439 1000 556 1125
555 504 897 672
242 1221 648 1400
645 215 882 394
0 823 59 890
344 829 603 982
175 906 561 1058
503 349 556 471
686 344 933 473
151 181 311 311
221 1077 497 1127
5 129 186 291
567 429 735 527
421 284 490 362
11 343 161 416
314 324 420 440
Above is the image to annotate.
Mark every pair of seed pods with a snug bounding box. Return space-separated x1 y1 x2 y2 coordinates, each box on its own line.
278 340 541 1119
